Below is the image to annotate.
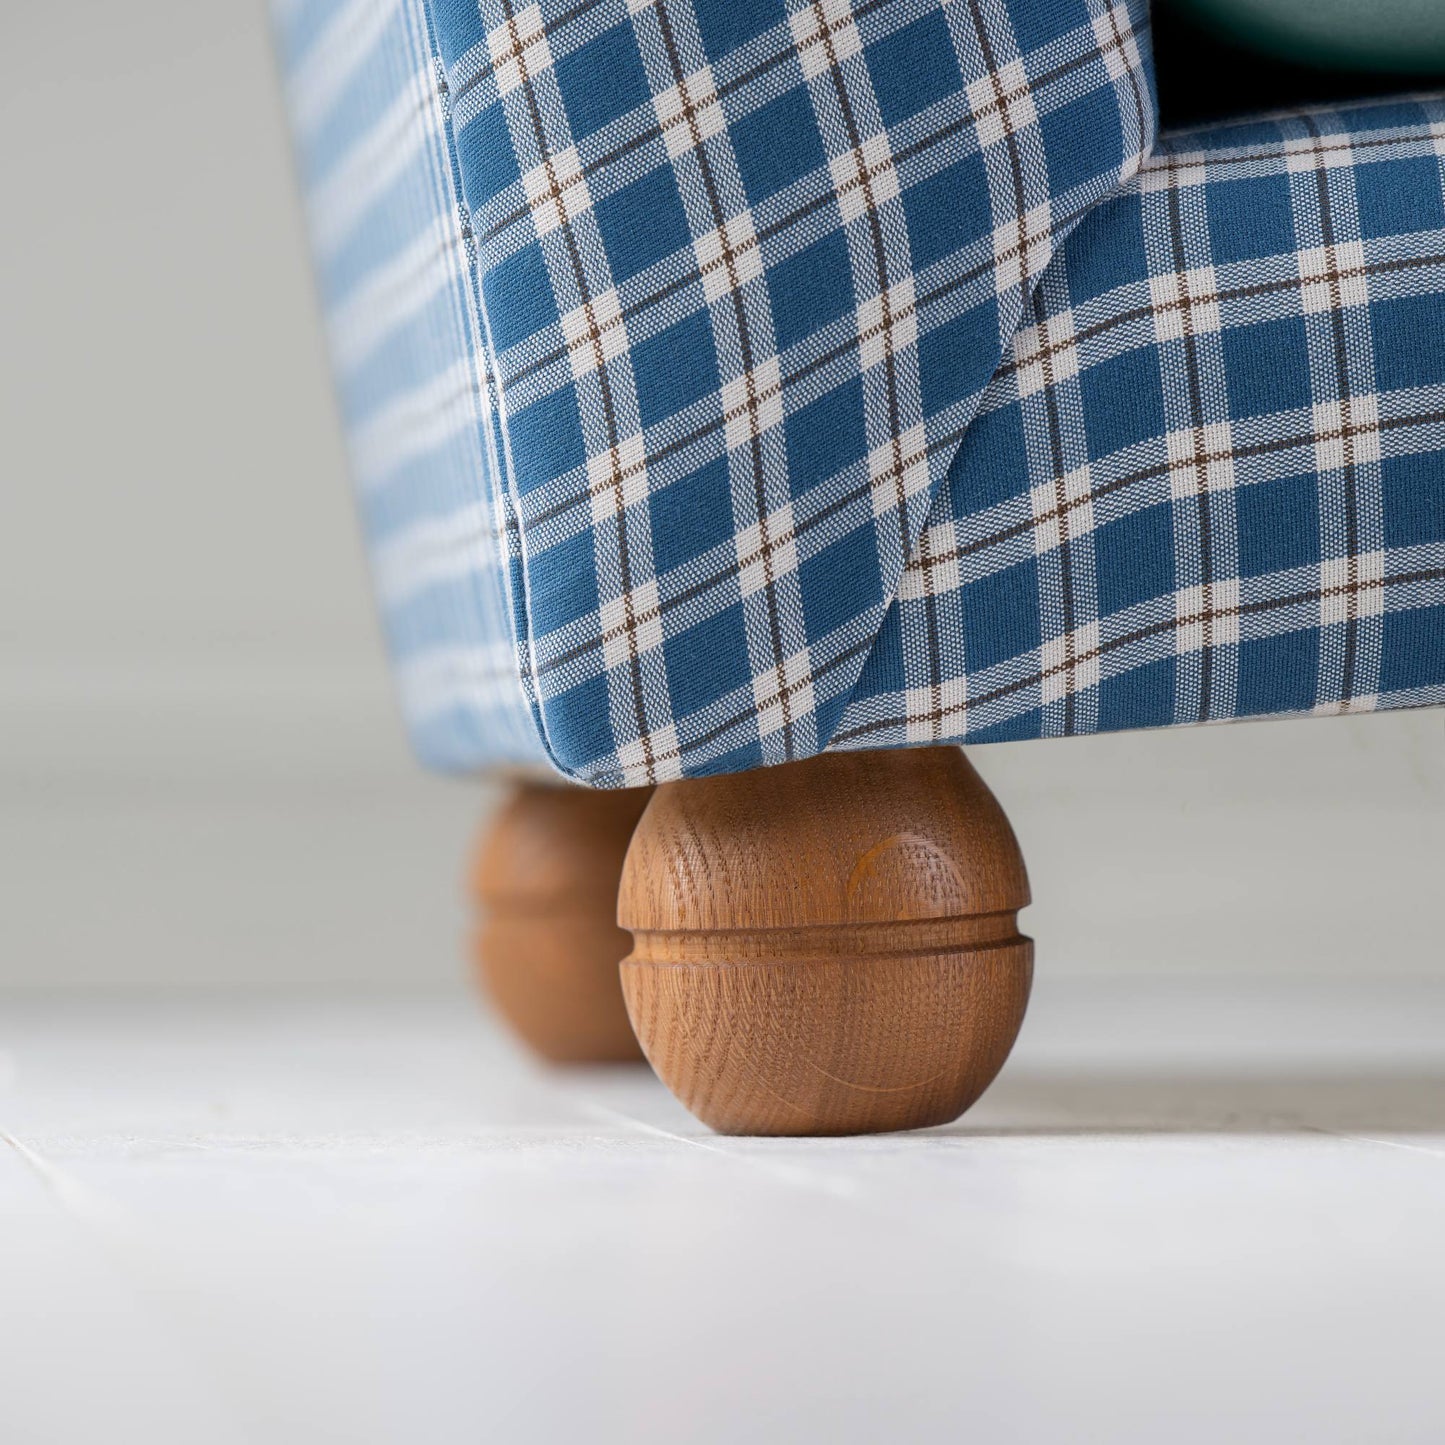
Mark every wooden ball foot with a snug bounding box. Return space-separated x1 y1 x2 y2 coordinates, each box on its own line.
618 748 1032 1135
470 783 651 1063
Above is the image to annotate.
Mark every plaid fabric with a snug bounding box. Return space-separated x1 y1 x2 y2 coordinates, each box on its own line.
835 94 1445 750
274 0 545 770
277 1 1445 784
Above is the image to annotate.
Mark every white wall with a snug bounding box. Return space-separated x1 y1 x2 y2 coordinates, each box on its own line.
1 3 1440 987
0 1 491 988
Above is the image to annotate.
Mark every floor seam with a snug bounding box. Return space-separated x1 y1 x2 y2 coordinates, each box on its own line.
1301 1123 1445 1162
565 1097 862 1199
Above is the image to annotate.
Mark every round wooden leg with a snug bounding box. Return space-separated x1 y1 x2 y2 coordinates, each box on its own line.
618 747 1032 1135
470 783 652 1063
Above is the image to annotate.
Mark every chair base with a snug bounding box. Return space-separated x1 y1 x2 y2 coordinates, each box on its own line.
470 783 651 1064
618 748 1033 1135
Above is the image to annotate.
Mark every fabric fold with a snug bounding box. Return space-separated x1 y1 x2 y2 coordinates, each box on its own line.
435 0 1156 782
830 93 1445 747
277 0 1445 783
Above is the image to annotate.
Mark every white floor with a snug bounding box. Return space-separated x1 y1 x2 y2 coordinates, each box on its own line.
2 977 1443 1445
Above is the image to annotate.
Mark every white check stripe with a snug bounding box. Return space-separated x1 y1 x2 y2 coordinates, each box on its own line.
286 0 405 139
370 502 493 607
350 356 479 491
280 0 1445 784
327 214 462 372
395 643 524 722
308 62 438 258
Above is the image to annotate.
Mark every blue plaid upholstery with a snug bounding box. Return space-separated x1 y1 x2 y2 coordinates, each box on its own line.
274 0 545 770
836 95 1445 750
276 0 1445 784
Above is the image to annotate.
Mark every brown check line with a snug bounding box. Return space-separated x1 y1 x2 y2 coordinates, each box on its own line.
655 68 718 155
967 0 1072 735
992 248 1445 388
652 0 800 757
499 165 930 399
537 357 787 534
886 404 1444 583
829 564 1445 745
470 0 1004 250
828 144 899 220
1149 122 1442 179
492 36 1143 409
911 505 945 739
507 160 1115 488
1098 0 1151 153
516 236 942 535
808 0 914 593
469 3 870 249
529 391 1443 684
1300 113 1366 707
479 1 1137 322
454 0 898 122
451 0 604 112
1032 289 1083 734
501 162 1445 415
697 228 762 297
1159 170 1224 724
588 631 882 783
790 1 846 75
535 428 932 679
503 0 660 781
498 15 1136 650
494 326 1434 656
561 290 627 371
909 525 955 595
549 0 1102 735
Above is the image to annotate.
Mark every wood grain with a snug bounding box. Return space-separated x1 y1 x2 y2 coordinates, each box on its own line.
470 783 651 1063
618 747 1032 1135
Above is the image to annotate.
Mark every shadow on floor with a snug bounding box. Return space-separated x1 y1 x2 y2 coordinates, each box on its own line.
939 1070 1445 1137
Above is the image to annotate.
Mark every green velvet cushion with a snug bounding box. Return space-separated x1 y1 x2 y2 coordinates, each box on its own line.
1176 0 1445 72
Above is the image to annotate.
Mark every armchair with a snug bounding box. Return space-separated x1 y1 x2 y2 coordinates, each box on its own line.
275 0 1445 1132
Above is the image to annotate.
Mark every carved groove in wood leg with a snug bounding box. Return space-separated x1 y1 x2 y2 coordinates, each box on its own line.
617 747 1032 1135
470 783 652 1063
